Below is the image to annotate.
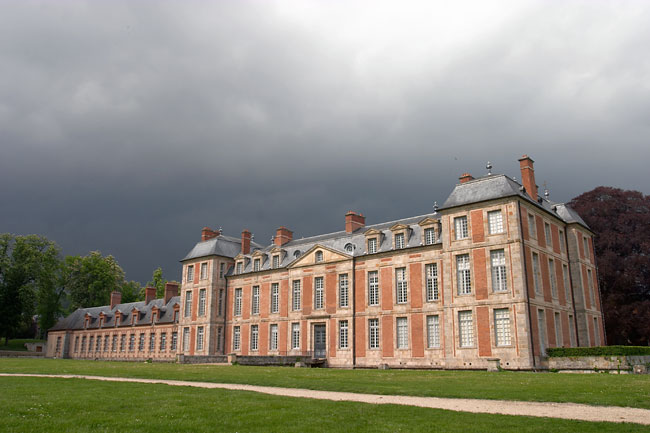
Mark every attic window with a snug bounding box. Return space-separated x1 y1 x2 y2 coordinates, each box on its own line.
272 255 280 269
236 262 243 274
293 250 301 259
253 258 261 272
394 233 405 249
344 243 354 254
315 250 323 263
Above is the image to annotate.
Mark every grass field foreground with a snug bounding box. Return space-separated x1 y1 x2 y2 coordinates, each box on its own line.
1 358 649 409
1 376 648 433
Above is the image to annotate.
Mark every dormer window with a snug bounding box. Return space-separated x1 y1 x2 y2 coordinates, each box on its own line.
253 258 261 272
368 238 377 254
315 250 323 263
293 250 301 259
236 262 243 274
344 243 354 254
395 233 405 249
187 265 195 282
272 255 280 269
424 228 436 245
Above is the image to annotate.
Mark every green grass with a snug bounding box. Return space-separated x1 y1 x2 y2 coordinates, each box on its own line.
0 338 46 351
1 376 647 433
1 358 650 409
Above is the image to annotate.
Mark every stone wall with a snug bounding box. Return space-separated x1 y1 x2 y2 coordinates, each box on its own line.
548 355 650 373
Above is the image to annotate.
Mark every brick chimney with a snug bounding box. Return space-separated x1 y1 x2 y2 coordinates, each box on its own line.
145 286 156 305
164 282 179 304
345 211 366 233
241 229 251 254
201 227 219 241
274 226 293 246
110 291 122 309
518 155 538 199
459 173 474 184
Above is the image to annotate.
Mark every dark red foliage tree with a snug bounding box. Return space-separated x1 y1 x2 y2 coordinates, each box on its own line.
569 187 650 345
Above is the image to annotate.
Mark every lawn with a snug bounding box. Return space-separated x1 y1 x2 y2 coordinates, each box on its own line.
1 376 647 433
1 358 649 409
0 338 46 351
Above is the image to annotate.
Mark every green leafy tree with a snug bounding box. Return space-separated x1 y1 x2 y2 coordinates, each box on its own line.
121 280 142 304
0 234 61 344
144 267 167 298
63 251 126 310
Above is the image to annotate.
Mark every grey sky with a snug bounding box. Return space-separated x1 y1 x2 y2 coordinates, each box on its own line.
2 0 649 284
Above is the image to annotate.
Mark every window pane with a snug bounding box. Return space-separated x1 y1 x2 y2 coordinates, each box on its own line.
427 315 440 348
459 311 474 347
490 250 507 292
488 210 503 234
494 308 511 346
396 317 408 349
368 271 379 306
457 254 471 295
454 216 468 240
426 263 439 301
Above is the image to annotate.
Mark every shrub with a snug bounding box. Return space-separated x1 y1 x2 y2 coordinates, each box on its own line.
546 346 650 357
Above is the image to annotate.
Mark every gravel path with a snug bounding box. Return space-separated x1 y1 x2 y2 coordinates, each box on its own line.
2 373 649 425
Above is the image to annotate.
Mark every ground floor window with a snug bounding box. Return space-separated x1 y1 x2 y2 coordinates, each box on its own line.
233 326 241 351
426 315 440 348
494 308 511 346
250 325 259 351
291 323 300 350
396 317 408 349
270 324 278 351
197 327 204 351
182 327 190 352
339 320 349 349
369 318 379 349
459 310 474 348
171 331 178 351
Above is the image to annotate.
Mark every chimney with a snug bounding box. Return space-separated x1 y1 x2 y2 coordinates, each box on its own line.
274 226 293 246
110 291 122 309
164 282 179 304
459 173 474 184
345 211 366 233
518 155 538 199
145 286 156 305
241 229 251 254
201 227 219 241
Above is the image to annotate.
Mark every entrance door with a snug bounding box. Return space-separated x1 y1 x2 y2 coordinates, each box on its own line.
313 324 326 359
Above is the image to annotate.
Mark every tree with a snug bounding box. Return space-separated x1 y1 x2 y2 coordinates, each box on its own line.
63 251 126 310
569 187 650 345
121 280 142 304
0 234 61 344
145 267 167 298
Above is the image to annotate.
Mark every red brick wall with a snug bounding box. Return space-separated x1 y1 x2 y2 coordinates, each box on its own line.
301 321 308 353
303 278 312 315
471 210 484 243
382 315 393 358
540 253 551 302
521 208 530 241
381 267 392 310
525 247 536 298
411 313 424 357
561 311 570 347
410 263 422 308
280 280 289 316
476 306 492 357
556 260 566 306
259 322 268 355
355 316 366 358
242 285 251 320
551 225 561 254
473 248 487 300
355 269 365 313
279 321 288 353
535 216 546 248
241 324 249 355
260 283 269 319
326 273 337 314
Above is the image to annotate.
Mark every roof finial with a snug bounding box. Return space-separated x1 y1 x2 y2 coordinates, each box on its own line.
543 181 549 200
251 234 255 241
432 201 439 214
486 161 493 175
218 226 223 234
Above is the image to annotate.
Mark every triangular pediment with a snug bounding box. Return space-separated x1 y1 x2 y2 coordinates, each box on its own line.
418 217 438 226
364 228 382 236
269 246 285 254
288 244 351 268
251 250 267 259
389 223 409 231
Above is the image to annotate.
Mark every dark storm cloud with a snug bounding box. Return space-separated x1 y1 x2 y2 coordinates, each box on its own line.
1 0 649 283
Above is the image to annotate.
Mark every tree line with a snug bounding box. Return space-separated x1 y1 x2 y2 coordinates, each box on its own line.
0 233 169 346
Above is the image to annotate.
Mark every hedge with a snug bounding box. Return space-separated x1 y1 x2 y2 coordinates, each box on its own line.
546 346 650 357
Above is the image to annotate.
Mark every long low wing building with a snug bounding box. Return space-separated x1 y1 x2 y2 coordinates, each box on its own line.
48 155 605 369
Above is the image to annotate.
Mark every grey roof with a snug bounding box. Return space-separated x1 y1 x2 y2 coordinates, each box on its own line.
49 296 180 331
441 174 590 230
229 213 442 275
181 234 263 262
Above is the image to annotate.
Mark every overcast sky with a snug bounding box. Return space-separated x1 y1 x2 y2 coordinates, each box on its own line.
2 0 649 284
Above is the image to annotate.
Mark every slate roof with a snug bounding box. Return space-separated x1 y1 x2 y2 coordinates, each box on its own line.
49 296 180 331
441 174 590 231
182 234 263 262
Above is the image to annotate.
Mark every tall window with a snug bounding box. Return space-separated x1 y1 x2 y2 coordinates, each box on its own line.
454 216 468 240
198 288 206 316
587 269 594 306
183 328 190 352
187 265 194 282
252 286 260 315
494 308 511 346
456 254 471 295
234 288 242 316
184 291 192 317
368 271 379 306
369 318 379 349
593 317 600 346
138 333 145 351
160 332 167 351
253 259 260 272
549 259 557 298
368 238 377 254
218 289 224 315
315 251 323 263
171 331 178 351
544 223 551 246
270 283 279 314
528 214 536 238
217 327 223 352
339 320 349 349
563 264 571 304
459 310 474 347
488 210 504 234
314 277 324 309
490 250 507 292
128 334 134 352
90 336 95 352
559 230 566 253
292 280 301 311
339 274 349 308
149 333 155 351
96 336 101 352
537 309 547 355
424 228 436 245
396 267 408 304
250 325 258 351
568 315 576 347
111 335 117 352
532 253 541 295
272 255 280 269
425 263 439 301
232 326 241 351
219 262 225 278
291 323 300 349
103 335 109 352
554 312 562 347
120 335 125 352
396 317 408 349
583 236 590 261
200 262 208 280
270 324 278 351
235 262 242 274
426 315 440 348
394 233 405 249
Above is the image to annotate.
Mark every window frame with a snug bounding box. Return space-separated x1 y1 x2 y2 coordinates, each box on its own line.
490 249 508 292
395 267 408 304
367 238 377 254
339 274 349 308
394 232 405 249
368 318 380 349
487 209 504 235
198 288 207 316
187 265 194 282
368 271 379 306
291 323 300 350
250 324 259 351
251 285 260 315
494 308 512 346
424 227 436 245
292 280 301 311
454 215 469 240
458 310 474 348
396 317 408 349
232 326 241 351
270 283 279 314
425 263 439 302
314 276 324 310
426 315 440 348
456 254 472 295
234 288 243 316
339 320 349 349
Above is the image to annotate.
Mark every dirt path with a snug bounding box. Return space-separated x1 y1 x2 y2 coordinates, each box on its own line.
2 373 649 425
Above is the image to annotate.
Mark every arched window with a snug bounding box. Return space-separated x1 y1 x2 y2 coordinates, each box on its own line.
315 250 323 263
344 243 354 254
293 250 301 259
